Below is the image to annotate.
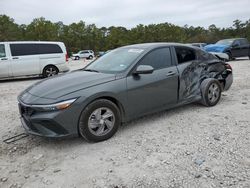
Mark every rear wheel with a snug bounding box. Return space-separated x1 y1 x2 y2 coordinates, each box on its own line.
88 55 93 60
79 99 120 142
200 78 222 107
42 65 59 78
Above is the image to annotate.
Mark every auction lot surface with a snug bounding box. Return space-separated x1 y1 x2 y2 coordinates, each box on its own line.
0 59 250 188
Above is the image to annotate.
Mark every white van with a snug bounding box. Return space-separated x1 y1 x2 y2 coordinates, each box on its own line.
0 41 70 79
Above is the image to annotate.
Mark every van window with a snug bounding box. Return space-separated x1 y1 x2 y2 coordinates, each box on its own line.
38 44 63 54
138 47 172 70
10 43 63 56
0 44 6 58
10 44 38 56
175 47 196 64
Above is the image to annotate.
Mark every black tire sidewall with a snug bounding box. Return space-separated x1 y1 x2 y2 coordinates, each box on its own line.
79 99 120 142
42 66 59 78
226 52 232 61
201 79 222 106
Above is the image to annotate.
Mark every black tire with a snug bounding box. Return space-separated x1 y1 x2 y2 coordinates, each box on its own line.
226 51 233 61
75 56 80 60
79 99 121 142
42 65 59 78
88 55 93 60
200 78 222 107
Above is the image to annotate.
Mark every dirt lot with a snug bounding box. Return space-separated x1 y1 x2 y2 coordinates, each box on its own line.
0 59 250 188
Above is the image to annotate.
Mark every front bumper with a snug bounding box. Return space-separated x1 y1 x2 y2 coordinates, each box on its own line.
18 101 79 138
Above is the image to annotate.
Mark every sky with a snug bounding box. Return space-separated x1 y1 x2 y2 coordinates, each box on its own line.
0 0 250 28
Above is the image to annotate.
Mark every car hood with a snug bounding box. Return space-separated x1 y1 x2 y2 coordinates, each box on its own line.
25 71 116 99
204 44 229 53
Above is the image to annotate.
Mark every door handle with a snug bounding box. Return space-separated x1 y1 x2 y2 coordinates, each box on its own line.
166 71 176 77
1 58 8 60
12 57 19 59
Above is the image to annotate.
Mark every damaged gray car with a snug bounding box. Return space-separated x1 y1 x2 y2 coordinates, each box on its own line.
18 43 233 142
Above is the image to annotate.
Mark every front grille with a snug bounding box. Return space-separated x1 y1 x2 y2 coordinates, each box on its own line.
19 103 35 116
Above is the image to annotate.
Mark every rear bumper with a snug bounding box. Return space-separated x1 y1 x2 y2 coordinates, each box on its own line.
57 63 70 73
224 71 233 91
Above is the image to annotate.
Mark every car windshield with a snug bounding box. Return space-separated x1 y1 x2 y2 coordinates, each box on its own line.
216 39 234 46
85 48 144 74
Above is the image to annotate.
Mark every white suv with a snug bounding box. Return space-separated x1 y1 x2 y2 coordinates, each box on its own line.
72 50 94 60
0 41 69 79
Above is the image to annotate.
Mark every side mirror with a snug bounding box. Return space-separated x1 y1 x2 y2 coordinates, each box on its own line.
133 65 154 75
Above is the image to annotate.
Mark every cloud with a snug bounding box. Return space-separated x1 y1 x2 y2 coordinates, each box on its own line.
0 0 249 28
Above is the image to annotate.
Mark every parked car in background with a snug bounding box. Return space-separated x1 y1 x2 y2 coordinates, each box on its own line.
0 41 69 80
18 43 233 142
72 50 94 60
188 43 229 62
96 51 106 58
190 43 207 49
204 38 250 60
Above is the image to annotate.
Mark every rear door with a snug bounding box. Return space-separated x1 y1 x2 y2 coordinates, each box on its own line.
239 39 249 57
0 43 11 78
10 43 40 77
126 47 178 118
174 46 201 102
231 40 242 57
38 43 64 69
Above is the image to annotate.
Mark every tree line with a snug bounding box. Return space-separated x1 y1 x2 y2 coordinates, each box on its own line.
0 15 250 55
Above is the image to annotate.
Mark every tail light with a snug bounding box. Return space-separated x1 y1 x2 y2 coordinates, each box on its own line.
65 53 69 62
225 63 232 71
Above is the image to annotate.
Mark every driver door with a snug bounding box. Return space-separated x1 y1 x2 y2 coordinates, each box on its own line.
126 47 178 118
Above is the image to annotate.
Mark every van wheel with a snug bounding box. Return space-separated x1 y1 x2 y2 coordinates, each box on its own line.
88 55 93 60
79 99 120 142
200 78 222 107
43 65 59 78
75 56 80 60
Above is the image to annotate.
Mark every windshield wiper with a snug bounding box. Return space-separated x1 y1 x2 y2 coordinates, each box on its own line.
83 69 99 73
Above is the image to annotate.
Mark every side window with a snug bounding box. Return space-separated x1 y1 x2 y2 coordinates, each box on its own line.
233 40 240 46
0 44 6 58
175 47 196 64
138 48 172 70
239 39 248 45
10 44 38 56
38 44 63 54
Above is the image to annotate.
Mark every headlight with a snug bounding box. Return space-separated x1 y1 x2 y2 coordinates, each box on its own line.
32 99 77 111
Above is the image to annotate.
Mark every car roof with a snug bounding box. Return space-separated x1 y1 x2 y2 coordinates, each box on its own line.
120 42 195 50
219 38 246 41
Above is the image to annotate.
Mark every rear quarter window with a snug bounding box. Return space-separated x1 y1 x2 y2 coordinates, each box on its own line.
38 44 63 54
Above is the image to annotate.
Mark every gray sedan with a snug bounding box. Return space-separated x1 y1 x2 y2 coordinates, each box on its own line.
18 43 233 142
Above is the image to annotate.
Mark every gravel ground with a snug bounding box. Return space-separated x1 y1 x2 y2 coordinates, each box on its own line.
0 59 249 188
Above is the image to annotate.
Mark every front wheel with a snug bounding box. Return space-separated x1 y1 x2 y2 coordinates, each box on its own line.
200 78 222 107
79 99 121 142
